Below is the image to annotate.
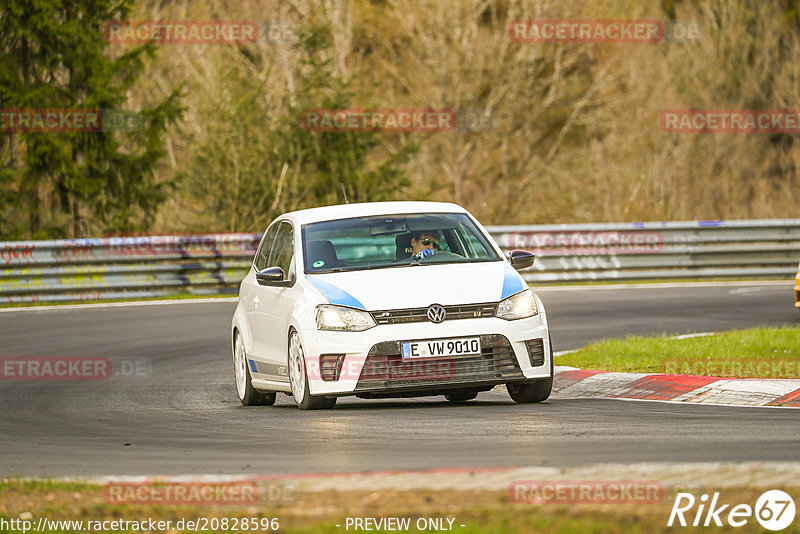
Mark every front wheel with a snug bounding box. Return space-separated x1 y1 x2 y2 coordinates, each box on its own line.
233 331 276 406
507 378 552 403
507 335 554 404
288 330 337 410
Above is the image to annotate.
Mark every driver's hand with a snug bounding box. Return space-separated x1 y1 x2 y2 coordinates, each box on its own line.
414 248 435 260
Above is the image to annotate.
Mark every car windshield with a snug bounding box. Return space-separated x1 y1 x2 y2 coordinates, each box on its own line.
302 212 500 274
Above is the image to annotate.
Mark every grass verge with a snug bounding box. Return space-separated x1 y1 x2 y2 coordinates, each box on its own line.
557 327 800 378
1 480 799 533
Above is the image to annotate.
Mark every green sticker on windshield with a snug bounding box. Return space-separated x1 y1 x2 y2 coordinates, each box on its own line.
313 260 325 268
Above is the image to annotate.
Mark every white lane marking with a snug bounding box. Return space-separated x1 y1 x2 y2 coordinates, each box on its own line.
729 286 783 294
553 375 800 408
680 379 800 405
555 371 653 398
533 280 792 292
553 350 578 357
0 297 237 314
609 396 800 410
671 332 718 339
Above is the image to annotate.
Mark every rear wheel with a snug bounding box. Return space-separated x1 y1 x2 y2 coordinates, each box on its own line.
507 335 554 404
288 330 337 410
233 331 276 406
445 391 479 402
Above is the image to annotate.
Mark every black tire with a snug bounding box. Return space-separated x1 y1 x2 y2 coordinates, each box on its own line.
289 330 337 410
234 331 276 406
445 391 479 402
241 369 277 406
507 335 554 404
295 372 337 410
302 394 337 410
507 378 552 403
296 375 338 410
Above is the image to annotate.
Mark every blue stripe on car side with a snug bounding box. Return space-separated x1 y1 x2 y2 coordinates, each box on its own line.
248 359 257 373
501 265 526 300
305 276 366 310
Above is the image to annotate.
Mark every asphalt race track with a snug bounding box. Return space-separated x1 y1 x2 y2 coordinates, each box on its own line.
1 282 798 477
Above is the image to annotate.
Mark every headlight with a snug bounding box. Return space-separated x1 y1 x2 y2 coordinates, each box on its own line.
315 305 377 331
496 289 538 320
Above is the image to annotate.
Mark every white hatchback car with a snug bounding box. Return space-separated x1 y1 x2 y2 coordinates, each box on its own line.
231 201 552 409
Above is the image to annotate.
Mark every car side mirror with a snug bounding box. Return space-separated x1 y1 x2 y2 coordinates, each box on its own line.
508 250 536 271
256 266 286 286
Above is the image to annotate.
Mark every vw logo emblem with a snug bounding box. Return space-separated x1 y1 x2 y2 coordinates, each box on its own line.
427 304 447 324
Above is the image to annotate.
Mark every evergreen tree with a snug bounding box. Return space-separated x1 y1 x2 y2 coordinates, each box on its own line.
0 0 183 239
278 24 417 207
188 23 416 232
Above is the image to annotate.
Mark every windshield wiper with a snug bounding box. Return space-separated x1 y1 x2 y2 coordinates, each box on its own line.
359 263 413 271
408 259 470 266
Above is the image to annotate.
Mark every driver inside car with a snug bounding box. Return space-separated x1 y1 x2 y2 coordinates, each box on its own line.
410 230 442 261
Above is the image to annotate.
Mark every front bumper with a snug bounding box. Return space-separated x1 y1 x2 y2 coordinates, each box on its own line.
299 315 550 396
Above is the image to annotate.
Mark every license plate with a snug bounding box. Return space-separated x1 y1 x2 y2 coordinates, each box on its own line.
401 337 481 359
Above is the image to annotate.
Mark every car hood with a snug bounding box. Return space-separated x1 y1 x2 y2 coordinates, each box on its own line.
305 261 526 310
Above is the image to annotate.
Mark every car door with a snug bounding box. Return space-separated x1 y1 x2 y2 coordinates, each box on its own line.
251 220 295 374
243 222 279 362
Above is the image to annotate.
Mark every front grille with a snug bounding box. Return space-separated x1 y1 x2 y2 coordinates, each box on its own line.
525 339 545 367
354 334 523 391
371 303 497 325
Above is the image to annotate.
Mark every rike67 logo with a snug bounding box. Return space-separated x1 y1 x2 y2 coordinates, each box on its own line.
668 490 796 531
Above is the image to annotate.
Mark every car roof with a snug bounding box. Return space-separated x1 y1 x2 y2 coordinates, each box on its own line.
280 201 468 225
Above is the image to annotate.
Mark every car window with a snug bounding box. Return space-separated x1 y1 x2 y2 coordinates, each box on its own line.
302 212 500 273
253 222 279 271
268 221 294 279
459 222 495 257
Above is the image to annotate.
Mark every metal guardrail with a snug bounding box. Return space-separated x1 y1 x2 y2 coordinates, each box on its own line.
491 219 800 283
2 220 798 303
0 234 260 303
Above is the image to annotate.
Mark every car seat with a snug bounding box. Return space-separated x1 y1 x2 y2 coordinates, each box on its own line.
396 233 413 260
